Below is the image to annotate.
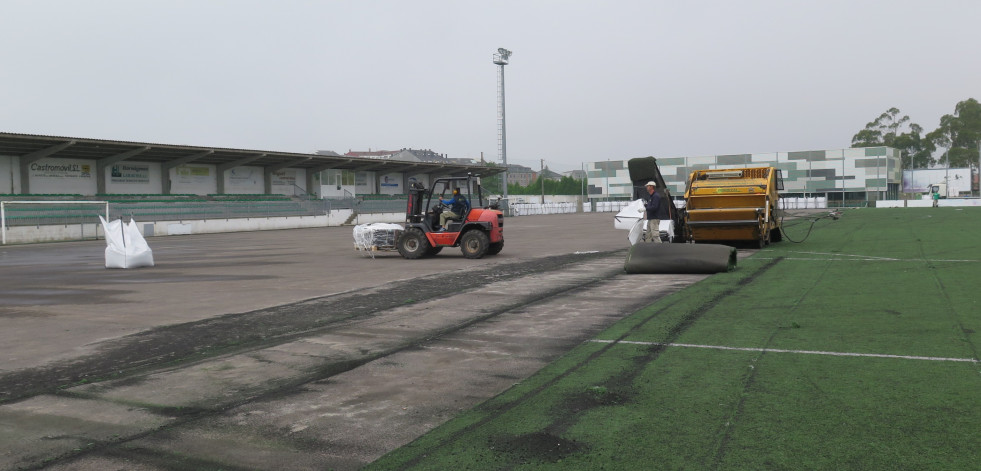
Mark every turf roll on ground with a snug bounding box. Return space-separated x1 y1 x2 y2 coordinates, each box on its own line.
624 243 737 274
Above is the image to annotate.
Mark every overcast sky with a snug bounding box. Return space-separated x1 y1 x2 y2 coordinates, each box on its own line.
2 1 978 172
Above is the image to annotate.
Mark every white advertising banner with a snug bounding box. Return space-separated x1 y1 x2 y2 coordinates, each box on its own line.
106 162 162 194
227 166 259 185
903 168 971 195
175 165 211 184
29 158 97 194
109 163 150 184
271 169 297 186
225 166 263 194
355 171 374 194
271 168 306 196
171 165 216 195
30 159 92 179
379 173 401 194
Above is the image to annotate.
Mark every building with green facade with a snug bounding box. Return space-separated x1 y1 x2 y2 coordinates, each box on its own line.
588 147 900 206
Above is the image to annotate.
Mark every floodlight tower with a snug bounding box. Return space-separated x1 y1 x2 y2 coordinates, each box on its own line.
493 48 512 202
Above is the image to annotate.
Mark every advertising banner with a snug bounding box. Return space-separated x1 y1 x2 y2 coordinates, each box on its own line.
903 168 971 195
29 158 97 193
379 173 401 194
355 171 373 194
380 174 399 188
110 164 150 184
176 165 211 184
228 167 259 186
271 169 297 186
30 159 93 180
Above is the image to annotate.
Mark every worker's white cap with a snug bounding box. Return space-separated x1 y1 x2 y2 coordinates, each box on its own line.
645 181 656 187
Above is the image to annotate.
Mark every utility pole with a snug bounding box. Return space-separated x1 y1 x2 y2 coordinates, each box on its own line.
945 148 950 198
493 48 512 203
540 159 545 204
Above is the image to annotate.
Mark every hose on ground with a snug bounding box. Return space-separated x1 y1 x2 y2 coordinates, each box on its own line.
779 209 844 243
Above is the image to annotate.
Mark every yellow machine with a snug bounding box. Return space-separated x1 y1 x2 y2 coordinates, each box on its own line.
621 158 785 274
683 167 784 247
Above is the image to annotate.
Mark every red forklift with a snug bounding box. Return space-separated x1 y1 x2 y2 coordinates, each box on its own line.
397 175 504 259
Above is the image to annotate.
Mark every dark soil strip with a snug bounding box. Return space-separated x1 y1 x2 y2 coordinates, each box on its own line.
27 254 631 471
0 250 622 405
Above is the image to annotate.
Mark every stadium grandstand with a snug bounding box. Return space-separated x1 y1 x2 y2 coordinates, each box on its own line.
0 132 502 244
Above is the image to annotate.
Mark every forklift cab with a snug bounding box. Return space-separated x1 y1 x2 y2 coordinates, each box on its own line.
398 174 504 259
406 176 482 232
436 186 471 230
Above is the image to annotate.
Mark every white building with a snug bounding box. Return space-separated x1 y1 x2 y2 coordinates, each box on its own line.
587 147 902 205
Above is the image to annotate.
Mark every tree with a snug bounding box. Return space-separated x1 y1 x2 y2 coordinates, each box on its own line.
851 107 930 168
478 162 588 197
851 126 883 147
927 98 981 169
879 108 910 147
893 123 933 169
508 175 585 196
851 107 911 148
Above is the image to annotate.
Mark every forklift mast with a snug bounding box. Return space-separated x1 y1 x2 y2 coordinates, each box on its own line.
406 182 426 223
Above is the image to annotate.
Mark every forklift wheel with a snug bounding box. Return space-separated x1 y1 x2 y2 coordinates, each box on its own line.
460 230 489 259
487 240 504 256
398 228 432 259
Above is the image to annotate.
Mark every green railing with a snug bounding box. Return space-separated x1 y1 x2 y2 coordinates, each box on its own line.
0 197 328 227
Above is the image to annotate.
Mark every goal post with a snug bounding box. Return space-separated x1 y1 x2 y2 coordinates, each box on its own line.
1 200 109 245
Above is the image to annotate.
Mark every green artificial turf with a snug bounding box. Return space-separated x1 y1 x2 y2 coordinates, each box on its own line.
368 208 981 470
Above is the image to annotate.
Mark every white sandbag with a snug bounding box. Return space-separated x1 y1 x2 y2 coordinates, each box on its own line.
628 219 644 245
627 219 675 245
99 216 155 269
614 199 645 229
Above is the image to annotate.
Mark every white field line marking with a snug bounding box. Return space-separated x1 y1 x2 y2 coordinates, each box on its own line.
589 340 980 363
756 256 979 263
777 251 979 263
791 251 900 260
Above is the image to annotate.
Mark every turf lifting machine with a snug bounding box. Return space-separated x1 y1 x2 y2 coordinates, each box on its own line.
617 157 784 274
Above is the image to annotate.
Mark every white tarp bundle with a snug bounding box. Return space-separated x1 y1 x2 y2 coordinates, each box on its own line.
99 216 155 269
614 199 646 245
613 199 674 245
613 199 645 230
353 223 404 258
625 219 677 245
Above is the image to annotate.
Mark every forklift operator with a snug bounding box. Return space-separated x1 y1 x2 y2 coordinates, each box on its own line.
438 188 469 229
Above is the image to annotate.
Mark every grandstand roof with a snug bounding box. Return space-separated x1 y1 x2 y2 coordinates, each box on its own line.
0 132 503 176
